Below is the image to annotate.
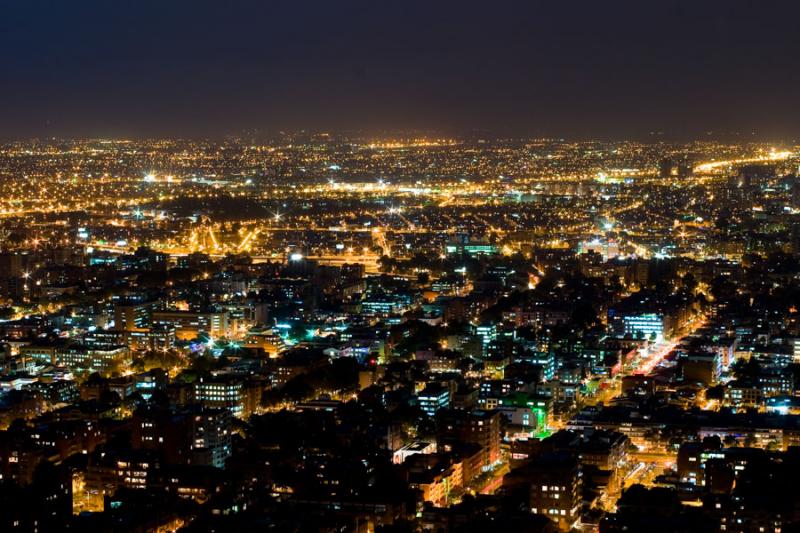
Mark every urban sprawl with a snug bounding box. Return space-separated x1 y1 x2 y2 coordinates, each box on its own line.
0 135 799 532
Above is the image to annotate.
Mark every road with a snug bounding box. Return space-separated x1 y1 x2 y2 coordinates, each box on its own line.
580 313 711 512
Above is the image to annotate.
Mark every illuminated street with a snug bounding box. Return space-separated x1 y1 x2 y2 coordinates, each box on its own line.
2 2 800 532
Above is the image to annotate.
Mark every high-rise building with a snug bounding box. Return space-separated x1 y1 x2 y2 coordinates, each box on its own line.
114 300 158 331
194 376 245 417
152 310 227 341
418 383 451 416
190 408 232 468
437 409 501 467
525 452 582 531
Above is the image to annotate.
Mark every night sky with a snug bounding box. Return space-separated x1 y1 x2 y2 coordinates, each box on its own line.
2 0 799 139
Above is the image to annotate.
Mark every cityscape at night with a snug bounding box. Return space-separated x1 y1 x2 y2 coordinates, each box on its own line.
2 2 800 533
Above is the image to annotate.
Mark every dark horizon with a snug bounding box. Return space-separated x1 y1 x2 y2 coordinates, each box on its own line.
2 131 799 146
2 0 800 140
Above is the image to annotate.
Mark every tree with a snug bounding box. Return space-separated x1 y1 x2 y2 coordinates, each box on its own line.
731 357 761 380
289 321 309 342
571 302 600 331
705 385 724 401
189 355 216 375
133 349 185 372
682 273 698 293
723 435 738 448
389 320 441 356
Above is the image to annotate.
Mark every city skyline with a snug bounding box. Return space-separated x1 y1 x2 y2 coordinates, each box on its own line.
0 135 798 531
2 2 800 532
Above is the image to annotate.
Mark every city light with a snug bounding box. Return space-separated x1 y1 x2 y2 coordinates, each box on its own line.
2 4 799 529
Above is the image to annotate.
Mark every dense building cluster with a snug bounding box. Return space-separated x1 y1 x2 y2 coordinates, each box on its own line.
0 136 799 531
